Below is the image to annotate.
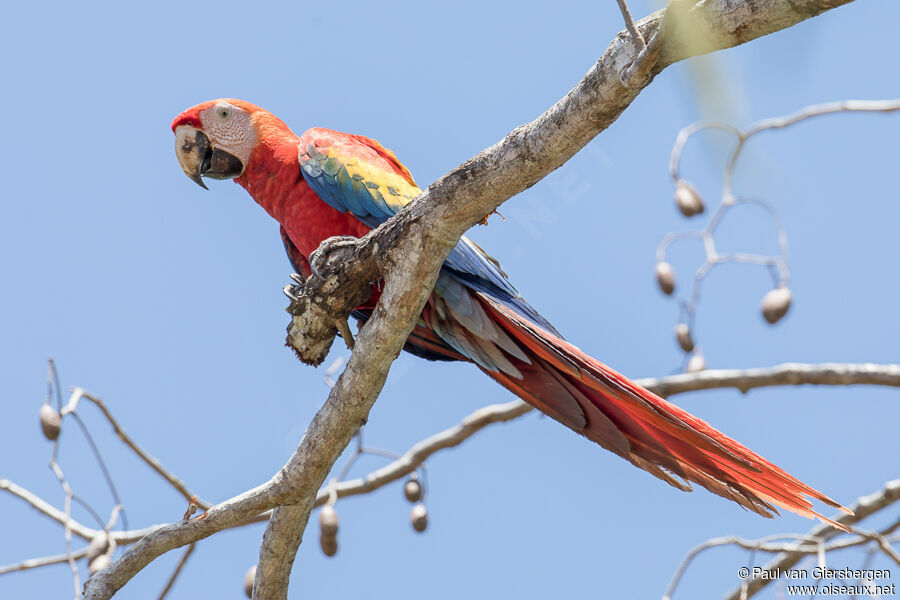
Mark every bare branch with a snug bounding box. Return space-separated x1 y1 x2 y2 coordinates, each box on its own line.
313 362 900 506
670 99 900 200
724 479 900 599
60 360 892 597
0 479 97 541
616 0 647 52
665 521 900 599
643 362 900 397
49 462 80 599
70 389 209 509
156 544 195 600
0 548 90 576
311 399 532 507
6 360 893 593
661 99 900 360
853 529 900 569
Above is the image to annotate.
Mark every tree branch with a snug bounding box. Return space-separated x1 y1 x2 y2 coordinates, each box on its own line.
82 1 856 597
644 362 900 397
7 361 894 574
0 479 97 542
262 2 853 594
664 504 900 600
0 548 90 576
69 359 890 597
67 388 210 509
724 479 900 599
310 362 900 506
156 543 194 600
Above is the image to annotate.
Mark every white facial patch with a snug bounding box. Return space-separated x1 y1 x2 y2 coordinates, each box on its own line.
198 102 255 167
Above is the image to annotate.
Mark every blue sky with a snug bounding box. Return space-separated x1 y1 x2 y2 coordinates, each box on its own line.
1 1 899 598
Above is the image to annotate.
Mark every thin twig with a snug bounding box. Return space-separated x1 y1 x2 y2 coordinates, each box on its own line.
723 479 900 599
849 528 900 569
70 388 210 509
68 411 128 532
616 0 647 51
0 479 97 541
668 486 900 600
313 399 532 507
156 544 195 600
661 98 900 357
0 548 90 576
49 462 81 599
641 362 900 397
50 359 64 412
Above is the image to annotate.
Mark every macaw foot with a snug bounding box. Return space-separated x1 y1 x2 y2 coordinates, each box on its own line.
283 273 305 303
309 236 362 280
285 235 377 366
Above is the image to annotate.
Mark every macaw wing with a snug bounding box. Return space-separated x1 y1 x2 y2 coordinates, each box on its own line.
298 127 419 228
296 128 559 373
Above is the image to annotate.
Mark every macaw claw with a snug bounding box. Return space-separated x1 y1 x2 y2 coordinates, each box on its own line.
308 236 360 280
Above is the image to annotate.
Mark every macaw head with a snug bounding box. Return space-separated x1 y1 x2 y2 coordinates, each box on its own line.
171 98 280 189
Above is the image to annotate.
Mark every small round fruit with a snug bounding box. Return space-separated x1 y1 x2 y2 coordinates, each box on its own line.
687 351 706 373
40 403 61 441
320 533 338 557
404 479 422 503
88 554 110 576
655 262 676 295
674 323 694 353
761 286 792 324
410 503 428 533
244 565 256 598
674 180 704 217
319 504 339 537
86 532 109 564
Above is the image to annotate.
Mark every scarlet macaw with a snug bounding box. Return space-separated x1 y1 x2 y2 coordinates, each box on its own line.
172 99 848 528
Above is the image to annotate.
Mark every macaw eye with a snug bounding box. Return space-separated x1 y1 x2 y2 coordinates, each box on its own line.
218 107 231 120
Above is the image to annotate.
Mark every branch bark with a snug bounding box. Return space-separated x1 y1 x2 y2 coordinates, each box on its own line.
81 1 855 597
644 362 900 397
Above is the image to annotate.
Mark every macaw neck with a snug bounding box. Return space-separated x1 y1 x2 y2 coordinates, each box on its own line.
234 130 371 259
234 131 302 221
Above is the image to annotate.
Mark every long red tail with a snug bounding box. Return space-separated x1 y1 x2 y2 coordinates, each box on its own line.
479 298 851 529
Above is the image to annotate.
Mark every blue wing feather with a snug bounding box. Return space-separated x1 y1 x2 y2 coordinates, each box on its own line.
296 128 560 374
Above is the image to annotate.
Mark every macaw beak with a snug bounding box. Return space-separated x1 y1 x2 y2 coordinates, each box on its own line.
174 125 244 190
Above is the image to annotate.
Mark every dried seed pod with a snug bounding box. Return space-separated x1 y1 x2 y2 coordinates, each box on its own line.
320 532 338 557
88 553 110 576
761 286 792 324
655 262 676 295
674 180 704 217
686 351 706 373
244 565 256 598
86 532 109 564
674 323 694 353
410 503 428 533
404 479 422 503
39 403 61 441
319 504 339 537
